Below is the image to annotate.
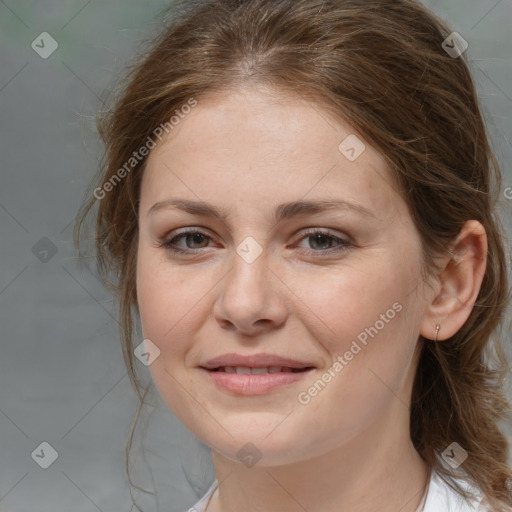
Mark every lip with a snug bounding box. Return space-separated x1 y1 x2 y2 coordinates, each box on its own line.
200 353 316 370
199 353 316 396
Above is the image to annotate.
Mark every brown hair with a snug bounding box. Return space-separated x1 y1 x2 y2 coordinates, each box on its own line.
75 0 512 509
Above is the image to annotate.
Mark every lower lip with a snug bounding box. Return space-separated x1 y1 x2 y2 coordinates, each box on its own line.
200 368 314 395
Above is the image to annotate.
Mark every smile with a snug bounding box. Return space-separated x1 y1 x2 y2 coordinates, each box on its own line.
200 366 315 395
211 366 308 374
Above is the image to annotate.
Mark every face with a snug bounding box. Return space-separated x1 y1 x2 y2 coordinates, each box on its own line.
136 85 432 467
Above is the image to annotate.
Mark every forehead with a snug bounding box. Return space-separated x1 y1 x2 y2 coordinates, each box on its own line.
140 86 404 221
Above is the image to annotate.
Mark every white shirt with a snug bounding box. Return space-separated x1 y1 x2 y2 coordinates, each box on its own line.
184 470 489 512
420 470 488 511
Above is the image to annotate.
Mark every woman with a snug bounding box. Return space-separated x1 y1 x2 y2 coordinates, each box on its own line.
76 0 512 510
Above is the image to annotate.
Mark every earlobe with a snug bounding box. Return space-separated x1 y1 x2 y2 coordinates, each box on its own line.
419 220 487 341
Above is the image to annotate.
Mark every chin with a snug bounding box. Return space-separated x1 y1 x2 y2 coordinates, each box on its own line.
199 425 316 468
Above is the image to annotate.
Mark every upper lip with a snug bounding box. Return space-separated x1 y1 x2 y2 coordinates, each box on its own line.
200 353 316 370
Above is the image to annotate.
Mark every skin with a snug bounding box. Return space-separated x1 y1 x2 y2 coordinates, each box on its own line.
136 84 487 512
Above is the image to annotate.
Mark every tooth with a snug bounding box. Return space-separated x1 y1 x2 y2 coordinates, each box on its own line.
235 367 251 375
268 366 282 373
251 367 268 374
224 366 236 373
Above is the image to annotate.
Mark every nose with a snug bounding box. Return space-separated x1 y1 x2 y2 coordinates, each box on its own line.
213 247 289 337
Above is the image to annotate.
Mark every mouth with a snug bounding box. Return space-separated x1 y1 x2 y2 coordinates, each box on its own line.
206 366 314 374
199 358 316 395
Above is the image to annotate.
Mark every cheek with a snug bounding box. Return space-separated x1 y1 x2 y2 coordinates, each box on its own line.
136 248 187 351
287 257 415 354
135 249 202 413
136 250 166 338
136 247 216 359
290 255 421 407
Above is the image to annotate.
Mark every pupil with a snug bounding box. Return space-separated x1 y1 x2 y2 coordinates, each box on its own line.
312 234 331 249
188 233 206 248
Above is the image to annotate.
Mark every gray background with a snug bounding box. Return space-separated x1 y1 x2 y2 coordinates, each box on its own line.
0 1 511 511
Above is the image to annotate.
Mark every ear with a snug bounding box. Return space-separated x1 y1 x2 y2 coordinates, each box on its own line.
419 220 487 341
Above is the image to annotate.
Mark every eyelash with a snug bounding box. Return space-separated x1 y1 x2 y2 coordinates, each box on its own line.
160 228 352 256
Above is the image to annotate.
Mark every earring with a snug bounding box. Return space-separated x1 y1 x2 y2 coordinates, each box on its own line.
434 324 441 342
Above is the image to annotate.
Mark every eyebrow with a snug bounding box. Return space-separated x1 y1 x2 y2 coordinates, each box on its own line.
148 198 376 222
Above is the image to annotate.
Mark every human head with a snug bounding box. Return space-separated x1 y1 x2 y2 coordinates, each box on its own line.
76 0 511 509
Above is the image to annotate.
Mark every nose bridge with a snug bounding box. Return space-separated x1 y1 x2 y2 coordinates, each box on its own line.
226 236 269 306
214 235 287 333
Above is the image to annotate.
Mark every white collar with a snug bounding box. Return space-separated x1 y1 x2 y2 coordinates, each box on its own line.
189 470 488 512
418 470 488 511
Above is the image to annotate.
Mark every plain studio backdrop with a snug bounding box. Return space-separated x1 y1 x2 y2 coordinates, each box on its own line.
0 1 511 511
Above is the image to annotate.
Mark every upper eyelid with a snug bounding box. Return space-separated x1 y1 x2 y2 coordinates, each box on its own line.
168 226 347 239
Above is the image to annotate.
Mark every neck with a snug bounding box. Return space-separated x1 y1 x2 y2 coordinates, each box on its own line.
206 402 429 512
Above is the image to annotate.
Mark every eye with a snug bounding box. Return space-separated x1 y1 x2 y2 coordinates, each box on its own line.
161 229 214 254
294 229 352 254
160 227 352 256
